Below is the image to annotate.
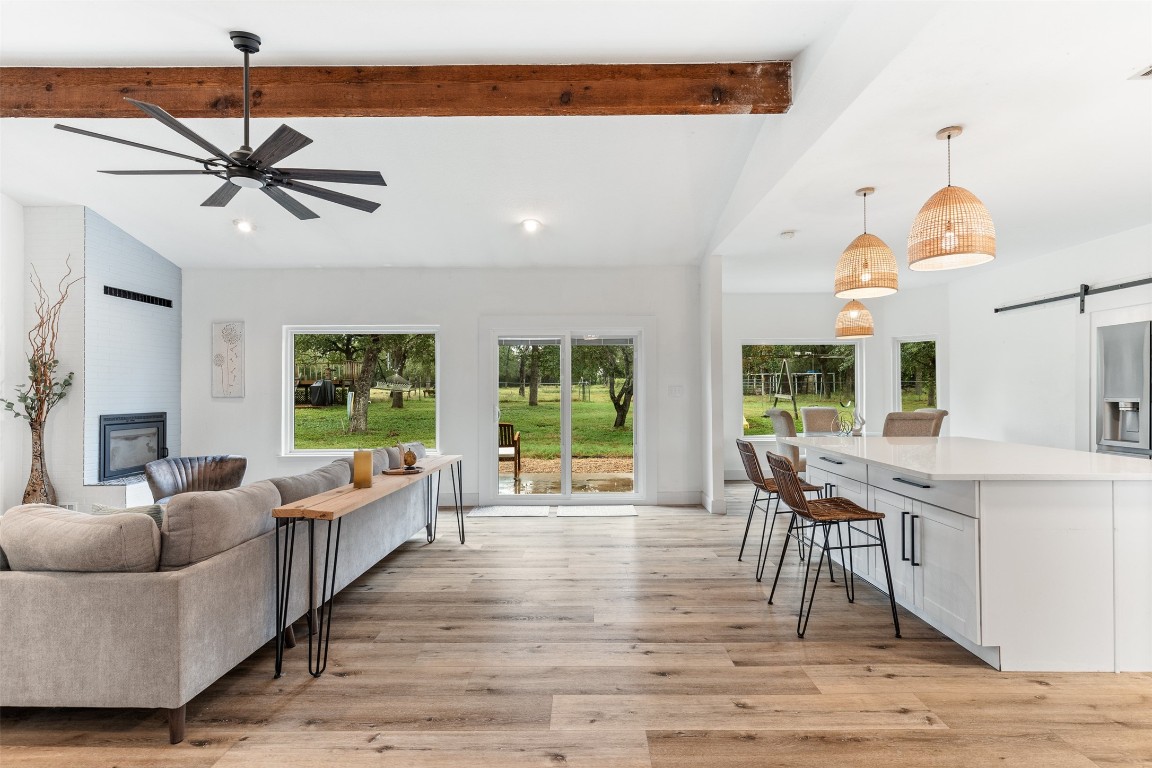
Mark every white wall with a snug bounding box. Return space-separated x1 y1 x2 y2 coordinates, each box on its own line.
180 265 703 506
700 254 726 513
1 194 28 510
947 224 1152 450
82 209 182 485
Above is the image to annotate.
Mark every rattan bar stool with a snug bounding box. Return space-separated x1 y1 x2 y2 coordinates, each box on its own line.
734 439 823 582
763 450 902 639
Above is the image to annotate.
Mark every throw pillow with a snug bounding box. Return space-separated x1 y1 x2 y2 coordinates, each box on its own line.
90 502 164 529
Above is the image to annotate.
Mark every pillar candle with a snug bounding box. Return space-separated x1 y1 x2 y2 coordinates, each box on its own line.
353 449 373 488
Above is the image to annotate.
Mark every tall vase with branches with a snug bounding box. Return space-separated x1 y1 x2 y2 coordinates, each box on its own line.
1 261 82 504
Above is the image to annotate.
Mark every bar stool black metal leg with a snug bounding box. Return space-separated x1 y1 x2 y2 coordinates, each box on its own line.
875 519 902 638
798 522 831 638
737 487 761 562
273 517 297 678
755 496 783 582
767 513 798 605
307 518 343 677
425 474 438 543
835 522 855 603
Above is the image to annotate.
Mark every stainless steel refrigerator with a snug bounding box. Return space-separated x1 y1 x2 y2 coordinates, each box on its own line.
1097 321 1152 458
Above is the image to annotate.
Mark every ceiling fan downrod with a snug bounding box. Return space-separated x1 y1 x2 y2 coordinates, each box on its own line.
229 31 261 157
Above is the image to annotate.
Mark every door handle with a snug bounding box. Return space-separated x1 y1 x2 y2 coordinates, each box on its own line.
893 477 932 489
819 456 844 465
901 510 909 562
910 514 921 567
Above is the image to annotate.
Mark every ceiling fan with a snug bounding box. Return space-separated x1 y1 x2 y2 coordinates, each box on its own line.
54 31 385 220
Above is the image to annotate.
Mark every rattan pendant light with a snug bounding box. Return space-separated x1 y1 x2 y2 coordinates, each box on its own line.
908 126 996 271
835 299 874 339
835 187 899 298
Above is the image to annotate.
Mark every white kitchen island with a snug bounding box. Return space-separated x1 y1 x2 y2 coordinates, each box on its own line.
776 435 1152 672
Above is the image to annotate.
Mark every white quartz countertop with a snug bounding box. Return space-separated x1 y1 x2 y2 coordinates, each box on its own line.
776 436 1152 481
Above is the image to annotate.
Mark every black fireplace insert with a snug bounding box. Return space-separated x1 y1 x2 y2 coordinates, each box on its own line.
98 412 168 482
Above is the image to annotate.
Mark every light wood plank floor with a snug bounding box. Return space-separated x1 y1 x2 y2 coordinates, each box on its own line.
3 485 1150 767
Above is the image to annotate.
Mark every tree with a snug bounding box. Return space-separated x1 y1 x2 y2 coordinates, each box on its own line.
528 345 541 406
573 344 634 428
379 334 435 409
349 335 385 432
900 341 937 407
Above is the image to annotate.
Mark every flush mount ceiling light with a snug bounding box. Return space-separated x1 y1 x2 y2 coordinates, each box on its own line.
835 299 874 339
834 187 899 298
778 230 796 240
907 126 996 271
521 218 541 233
233 218 254 233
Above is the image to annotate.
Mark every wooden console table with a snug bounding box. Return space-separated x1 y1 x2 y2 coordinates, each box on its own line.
272 454 463 677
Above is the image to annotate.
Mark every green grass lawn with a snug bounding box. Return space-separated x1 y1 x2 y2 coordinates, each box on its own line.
294 385 633 458
743 393 854 435
499 385 633 459
294 398 437 450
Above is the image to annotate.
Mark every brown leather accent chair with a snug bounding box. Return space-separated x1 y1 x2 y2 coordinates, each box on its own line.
145 455 248 503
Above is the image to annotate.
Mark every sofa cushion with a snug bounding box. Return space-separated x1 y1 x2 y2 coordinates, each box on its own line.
160 480 279 570
90 502 165 529
0 504 161 572
270 461 350 505
377 446 402 470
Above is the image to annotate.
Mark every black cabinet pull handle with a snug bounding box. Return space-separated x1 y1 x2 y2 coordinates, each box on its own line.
910 514 920 567
893 477 932 489
819 456 844 465
900 510 909 562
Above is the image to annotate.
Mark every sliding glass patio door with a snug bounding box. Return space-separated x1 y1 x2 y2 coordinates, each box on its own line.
493 332 637 501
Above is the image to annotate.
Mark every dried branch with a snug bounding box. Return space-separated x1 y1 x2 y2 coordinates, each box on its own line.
1 258 84 424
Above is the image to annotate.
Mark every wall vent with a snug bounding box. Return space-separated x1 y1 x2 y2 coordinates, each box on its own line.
1130 65 1152 80
104 285 173 308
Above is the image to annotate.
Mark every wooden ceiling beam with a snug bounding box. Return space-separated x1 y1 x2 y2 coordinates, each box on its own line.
0 62 790 118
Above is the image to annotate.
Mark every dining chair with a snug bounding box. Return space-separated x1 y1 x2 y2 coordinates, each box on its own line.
914 408 949 436
800 406 840 434
881 411 939 437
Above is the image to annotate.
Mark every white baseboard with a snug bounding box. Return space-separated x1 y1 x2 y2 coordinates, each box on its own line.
656 490 705 507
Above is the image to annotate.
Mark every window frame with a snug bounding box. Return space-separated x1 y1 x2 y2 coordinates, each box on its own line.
281 324 441 457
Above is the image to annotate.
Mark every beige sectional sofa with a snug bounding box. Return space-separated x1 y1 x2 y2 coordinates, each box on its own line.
0 451 431 743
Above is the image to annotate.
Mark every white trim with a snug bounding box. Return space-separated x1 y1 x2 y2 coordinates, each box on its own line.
281 324 441 456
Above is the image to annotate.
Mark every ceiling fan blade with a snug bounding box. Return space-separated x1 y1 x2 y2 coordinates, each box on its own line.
125 98 233 163
275 169 386 186
249 125 313 167
201 181 242 208
262 185 319 220
99 169 219 175
55 124 212 165
278 180 381 213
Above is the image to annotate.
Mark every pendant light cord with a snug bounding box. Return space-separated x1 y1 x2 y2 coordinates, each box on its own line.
947 134 952 187
862 191 868 233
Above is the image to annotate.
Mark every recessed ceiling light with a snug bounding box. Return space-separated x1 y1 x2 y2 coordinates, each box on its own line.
521 218 541 233
779 230 796 239
233 219 255 234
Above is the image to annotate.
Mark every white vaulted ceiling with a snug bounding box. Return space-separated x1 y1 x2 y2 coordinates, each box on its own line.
1 1 1149 288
